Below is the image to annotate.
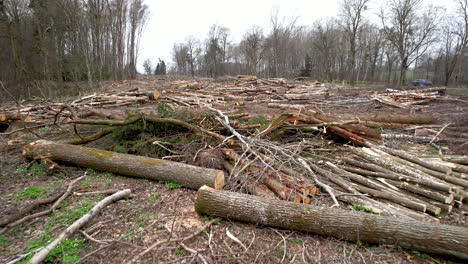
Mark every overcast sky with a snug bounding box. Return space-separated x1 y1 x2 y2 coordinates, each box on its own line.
137 0 457 72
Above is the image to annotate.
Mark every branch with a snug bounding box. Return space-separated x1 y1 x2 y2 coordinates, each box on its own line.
27 189 131 264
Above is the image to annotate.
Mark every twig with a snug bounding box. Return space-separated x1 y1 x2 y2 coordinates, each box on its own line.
429 123 451 144
27 189 131 264
5 247 44 264
298 158 339 207
270 228 287 264
129 218 218 264
2 174 87 231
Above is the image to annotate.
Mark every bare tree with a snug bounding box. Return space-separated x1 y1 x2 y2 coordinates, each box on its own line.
380 0 442 86
142 59 152 74
339 0 370 85
439 0 468 86
185 35 201 77
240 25 264 76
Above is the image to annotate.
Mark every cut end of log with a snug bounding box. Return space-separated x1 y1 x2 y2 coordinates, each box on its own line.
22 140 41 158
214 171 225 190
147 90 161 100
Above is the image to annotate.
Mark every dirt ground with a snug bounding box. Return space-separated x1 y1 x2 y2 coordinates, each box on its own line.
0 76 467 264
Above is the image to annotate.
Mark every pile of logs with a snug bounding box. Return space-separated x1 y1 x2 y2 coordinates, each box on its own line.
374 87 446 109
235 75 289 87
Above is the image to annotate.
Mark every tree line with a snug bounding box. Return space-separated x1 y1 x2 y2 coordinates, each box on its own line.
170 0 468 87
0 0 149 99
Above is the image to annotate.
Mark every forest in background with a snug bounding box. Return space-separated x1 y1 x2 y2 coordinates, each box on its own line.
0 0 149 100
169 0 468 87
1 0 468 102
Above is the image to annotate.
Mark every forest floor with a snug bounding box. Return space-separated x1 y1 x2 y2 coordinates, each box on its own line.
0 75 467 264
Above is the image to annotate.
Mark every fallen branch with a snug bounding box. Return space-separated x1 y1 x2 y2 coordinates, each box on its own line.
27 189 131 264
1 174 86 232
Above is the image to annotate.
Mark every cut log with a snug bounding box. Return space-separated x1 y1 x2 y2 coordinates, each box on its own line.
195 186 468 260
359 114 435 124
22 140 225 190
0 112 32 122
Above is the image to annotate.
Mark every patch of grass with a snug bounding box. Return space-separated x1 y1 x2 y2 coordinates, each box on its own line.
0 235 7 246
351 204 378 214
17 163 48 176
410 250 430 259
53 203 95 225
247 114 270 125
149 193 161 201
17 186 48 199
427 146 439 154
80 178 92 187
138 221 147 227
175 248 184 255
20 237 84 264
356 240 371 248
163 181 181 189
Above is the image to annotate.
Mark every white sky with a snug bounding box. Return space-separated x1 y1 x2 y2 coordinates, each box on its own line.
137 0 458 72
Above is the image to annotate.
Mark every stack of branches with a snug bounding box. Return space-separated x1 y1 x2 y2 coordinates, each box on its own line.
206 107 440 222
255 107 383 147
205 106 468 222
374 87 446 109
0 88 159 126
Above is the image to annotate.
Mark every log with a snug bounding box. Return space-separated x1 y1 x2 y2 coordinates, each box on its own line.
22 140 225 190
195 186 468 260
359 114 435 124
341 162 453 193
0 112 32 122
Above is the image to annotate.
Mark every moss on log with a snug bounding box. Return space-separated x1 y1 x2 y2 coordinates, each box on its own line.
23 140 225 190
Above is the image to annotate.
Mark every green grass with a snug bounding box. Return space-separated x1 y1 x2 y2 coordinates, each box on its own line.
410 250 430 259
175 248 184 255
53 203 95 225
163 181 181 189
17 186 48 199
0 235 7 246
149 193 161 201
247 114 270 125
19 237 84 264
16 163 48 176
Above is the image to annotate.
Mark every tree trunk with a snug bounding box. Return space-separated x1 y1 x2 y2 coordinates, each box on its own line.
22 140 225 190
195 186 468 260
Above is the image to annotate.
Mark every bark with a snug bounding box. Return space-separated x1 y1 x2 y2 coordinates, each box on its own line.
341 162 453 193
378 178 454 204
22 140 225 190
195 186 468 260
359 114 435 124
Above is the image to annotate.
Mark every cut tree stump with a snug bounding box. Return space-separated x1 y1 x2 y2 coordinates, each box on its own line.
22 140 225 190
195 185 468 260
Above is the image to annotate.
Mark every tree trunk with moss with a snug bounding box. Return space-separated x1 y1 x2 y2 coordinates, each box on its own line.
22 140 225 190
195 186 468 260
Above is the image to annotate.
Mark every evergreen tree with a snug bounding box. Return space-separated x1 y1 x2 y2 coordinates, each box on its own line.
300 54 312 77
154 63 161 75
160 60 167 75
